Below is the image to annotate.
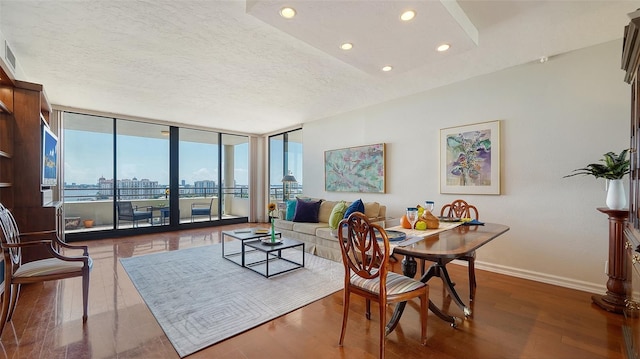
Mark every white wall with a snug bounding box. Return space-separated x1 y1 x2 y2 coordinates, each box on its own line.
302 40 630 293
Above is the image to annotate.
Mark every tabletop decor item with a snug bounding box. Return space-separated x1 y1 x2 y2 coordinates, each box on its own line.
564 149 630 209
268 202 277 243
440 120 501 195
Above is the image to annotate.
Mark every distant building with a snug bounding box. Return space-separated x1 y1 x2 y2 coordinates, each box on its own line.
194 180 216 196
97 176 161 199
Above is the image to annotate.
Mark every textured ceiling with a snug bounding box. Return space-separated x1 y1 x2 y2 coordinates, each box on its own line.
0 1 638 135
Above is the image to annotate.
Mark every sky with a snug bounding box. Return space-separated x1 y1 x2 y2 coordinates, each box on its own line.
63 129 303 187
63 130 249 186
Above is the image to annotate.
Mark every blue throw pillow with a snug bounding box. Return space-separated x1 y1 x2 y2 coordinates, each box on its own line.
343 199 364 219
292 199 322 223
285 199 297 221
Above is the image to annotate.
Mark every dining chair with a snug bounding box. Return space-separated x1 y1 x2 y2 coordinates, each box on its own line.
338 212 428 359
439 199 480 301
0 203 92 335
191 198 214 222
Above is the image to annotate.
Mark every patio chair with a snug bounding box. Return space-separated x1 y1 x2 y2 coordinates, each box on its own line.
116 201 152 228
0 203 92 335
191 198 214 222
337 212 428 359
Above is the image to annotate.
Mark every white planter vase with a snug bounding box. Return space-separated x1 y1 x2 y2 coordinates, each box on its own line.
606 179 627 210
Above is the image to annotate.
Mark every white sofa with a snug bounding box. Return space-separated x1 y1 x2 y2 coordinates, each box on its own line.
273 200 386 262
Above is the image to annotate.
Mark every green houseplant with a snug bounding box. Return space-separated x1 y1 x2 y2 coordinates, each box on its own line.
564 149 630 180
564 149 630 209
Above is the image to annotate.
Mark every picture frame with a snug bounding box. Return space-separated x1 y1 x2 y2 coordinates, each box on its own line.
440 120 500 195
325 143 385 193
41 122 58 187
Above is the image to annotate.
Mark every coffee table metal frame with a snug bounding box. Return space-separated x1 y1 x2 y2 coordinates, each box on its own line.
221 229 281 267
243 238 305 278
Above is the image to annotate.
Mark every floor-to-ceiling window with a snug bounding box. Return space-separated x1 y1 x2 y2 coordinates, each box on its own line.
115 120 170 228
62 113 114 230
222 134 250 217
61 111 249 240
179 128 220 222
269 129 303 202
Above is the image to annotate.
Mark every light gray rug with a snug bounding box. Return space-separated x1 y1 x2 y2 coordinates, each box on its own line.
120 243 344 358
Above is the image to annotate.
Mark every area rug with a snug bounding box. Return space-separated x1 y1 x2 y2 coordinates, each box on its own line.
120 243 344 357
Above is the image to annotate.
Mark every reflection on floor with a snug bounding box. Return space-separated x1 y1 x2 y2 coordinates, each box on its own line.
66 214 243 233
0 223 624 359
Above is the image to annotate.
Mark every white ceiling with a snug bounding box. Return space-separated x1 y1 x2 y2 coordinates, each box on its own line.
0 0 638 135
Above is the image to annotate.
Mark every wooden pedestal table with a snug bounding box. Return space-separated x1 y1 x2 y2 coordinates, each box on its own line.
593 208 629 314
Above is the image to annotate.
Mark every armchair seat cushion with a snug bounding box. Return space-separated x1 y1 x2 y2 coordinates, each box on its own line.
15 257 93 277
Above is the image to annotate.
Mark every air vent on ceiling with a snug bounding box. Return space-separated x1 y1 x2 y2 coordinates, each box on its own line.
4 41 15 72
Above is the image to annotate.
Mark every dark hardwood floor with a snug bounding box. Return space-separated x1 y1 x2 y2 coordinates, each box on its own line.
0 223 624 358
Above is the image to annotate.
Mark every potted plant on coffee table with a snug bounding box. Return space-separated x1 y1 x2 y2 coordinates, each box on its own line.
564 149 630 209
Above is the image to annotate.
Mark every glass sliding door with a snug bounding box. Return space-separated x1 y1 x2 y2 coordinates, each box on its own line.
62 113 114 232
269 129 303 202
179 128 220 223
62 109 250 239
286 130 303 198
222 134 249 218
115 120 170 228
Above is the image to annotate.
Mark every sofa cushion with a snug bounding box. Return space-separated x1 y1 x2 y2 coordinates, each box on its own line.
316 227 341 242
273 219 294 231
293 199 322 223
293 222 327 236
344 199 364 218
318 201 338 223
328 201 348 229
285 199 297 221
363 202 381 219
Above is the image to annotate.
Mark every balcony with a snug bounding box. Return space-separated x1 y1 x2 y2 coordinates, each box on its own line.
63 185 303 234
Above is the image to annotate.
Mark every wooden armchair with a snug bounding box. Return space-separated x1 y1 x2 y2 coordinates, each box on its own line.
0 203 92 335
440 199 479 300
338 212 428 359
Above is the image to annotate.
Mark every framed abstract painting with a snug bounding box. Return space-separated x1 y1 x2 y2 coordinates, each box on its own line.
440 120 501 195
325 143 385 193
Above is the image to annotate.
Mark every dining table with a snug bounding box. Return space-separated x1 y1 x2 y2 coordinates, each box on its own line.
385 222 510 331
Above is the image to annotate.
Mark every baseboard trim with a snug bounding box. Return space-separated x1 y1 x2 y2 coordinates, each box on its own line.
450 260 606 295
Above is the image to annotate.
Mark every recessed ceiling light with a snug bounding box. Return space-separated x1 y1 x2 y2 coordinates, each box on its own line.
160 130 170 136
340 43 353 50
400 10 416 21
382 66 393 72
437 43 451 52
279 7 296 19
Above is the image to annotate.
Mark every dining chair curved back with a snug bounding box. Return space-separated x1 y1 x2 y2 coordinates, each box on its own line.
0 203 92 336
440 199 479 221
337 212 428 359
440 199 479 300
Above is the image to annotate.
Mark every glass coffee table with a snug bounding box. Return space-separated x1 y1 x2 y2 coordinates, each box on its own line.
243 237 305 278
221 229 281 267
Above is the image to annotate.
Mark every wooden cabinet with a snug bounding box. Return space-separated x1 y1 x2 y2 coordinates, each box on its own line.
0 67 62 262
623 8 640 359
624 231 640 359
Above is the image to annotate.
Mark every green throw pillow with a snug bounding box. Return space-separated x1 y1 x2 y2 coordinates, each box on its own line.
329 201 348 229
